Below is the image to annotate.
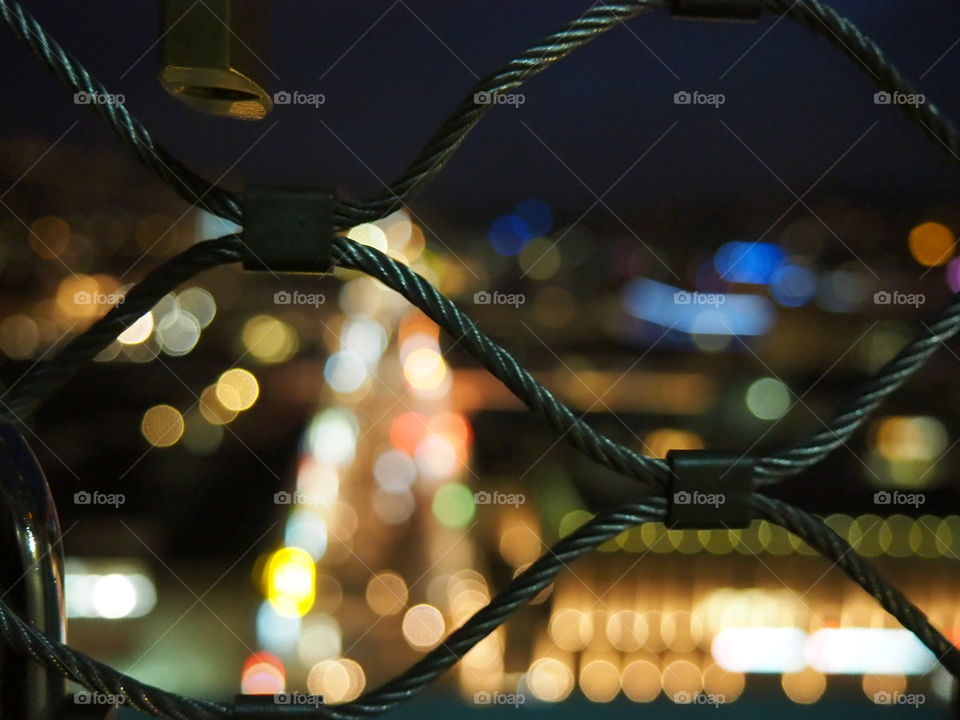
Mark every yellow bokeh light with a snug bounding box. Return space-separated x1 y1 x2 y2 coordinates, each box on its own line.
403 347 446 391
307 659 365 703
643 428 704 458
621 659 661 702
580 658 621 702
782 668 826 704
117 313 154 345
199 385 238 425
347 223 388 252
216 368 259 411
365 571 408 616
265 547 315 617
56 275 104 319
874 415 946 462
402 604 445 649
242 315 298 363
29 216 70 258
908 221 955 267
662 659 702 703
519 237 561 280
526 658 574 702
549 608 592 651
141 404 184 447
703 664 744 703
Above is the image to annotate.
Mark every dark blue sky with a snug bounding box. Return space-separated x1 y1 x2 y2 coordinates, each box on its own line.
1 1 958 228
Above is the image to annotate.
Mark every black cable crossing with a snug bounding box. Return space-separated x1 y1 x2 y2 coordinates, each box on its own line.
0 1 958 718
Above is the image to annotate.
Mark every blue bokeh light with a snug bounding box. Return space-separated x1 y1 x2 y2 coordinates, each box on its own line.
770 263 817 307
714 241 785 284
513 198 553 238
488 214 532 256
621 278 775 336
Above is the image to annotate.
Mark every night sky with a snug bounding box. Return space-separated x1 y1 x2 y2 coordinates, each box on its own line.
0 1 958 229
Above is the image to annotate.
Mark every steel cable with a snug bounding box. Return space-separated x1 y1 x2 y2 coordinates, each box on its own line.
0 0 958 717
0 492 957 718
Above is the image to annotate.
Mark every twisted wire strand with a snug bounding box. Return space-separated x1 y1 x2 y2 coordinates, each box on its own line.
0 1 958 716
0 0 243 223
756 294 960 480
2 490 957 719
5 0 959 233
332 238 960 492
331 237 673 487
0 592 227 720
0 0 665 231
765 0 960 161
4 0 957 476
6 235 960 494
0 236 243 424
755 494 960 676
0 244 954 712
335 1 666 227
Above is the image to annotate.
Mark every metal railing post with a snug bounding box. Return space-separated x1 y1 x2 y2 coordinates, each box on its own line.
0 423 66 719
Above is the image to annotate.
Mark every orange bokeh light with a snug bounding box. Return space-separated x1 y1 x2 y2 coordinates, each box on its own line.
390 412 429 455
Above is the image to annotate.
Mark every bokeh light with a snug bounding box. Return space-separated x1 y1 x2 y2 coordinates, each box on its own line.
141 404 184 447
908 221 954 267
431 483 475 528
365 571 408 616
265 547 316 617
216 368 260 411
745 378 791 420
402 604 445 649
